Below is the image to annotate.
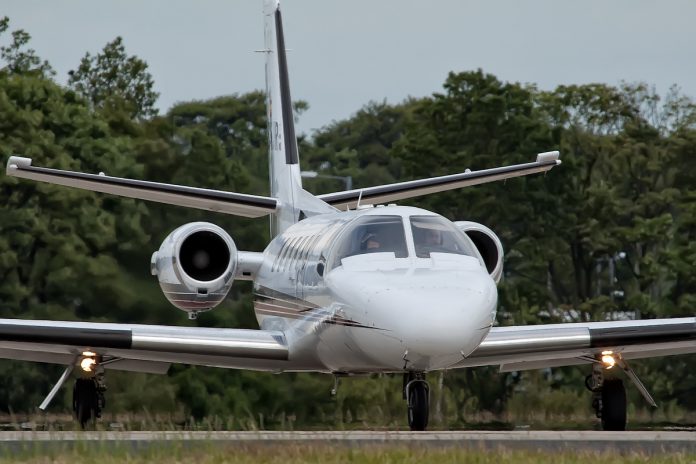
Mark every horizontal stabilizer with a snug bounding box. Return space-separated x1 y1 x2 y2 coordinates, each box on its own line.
6 156 278 218
318 151 561 209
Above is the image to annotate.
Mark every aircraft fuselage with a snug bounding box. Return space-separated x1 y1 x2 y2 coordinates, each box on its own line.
253 205 498 373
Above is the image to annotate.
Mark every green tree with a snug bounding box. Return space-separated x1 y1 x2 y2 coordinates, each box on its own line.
0 17 53 76
68 36 159 120
0 67 156 411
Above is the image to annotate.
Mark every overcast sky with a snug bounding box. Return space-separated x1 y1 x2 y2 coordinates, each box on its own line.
4 1 695 135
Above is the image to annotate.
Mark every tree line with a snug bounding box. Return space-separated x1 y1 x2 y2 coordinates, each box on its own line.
1 18 695 427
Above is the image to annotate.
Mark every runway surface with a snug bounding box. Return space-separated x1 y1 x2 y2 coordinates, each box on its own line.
1 430 695 453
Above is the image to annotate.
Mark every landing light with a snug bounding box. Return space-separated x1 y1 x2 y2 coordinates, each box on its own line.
600 350 616 369
80 357 96 372
80 352 97 372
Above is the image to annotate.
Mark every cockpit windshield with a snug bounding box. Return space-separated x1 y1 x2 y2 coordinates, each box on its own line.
410 215 478 258
331 215 408 267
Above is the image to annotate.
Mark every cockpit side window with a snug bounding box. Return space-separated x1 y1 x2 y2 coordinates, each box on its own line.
331 215 408 268
410 215 478 258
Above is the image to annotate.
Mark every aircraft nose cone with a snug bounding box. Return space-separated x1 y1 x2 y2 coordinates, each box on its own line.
382 278 495 358
327 265 497 370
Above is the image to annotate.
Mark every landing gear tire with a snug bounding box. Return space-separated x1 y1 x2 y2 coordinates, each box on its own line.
404 373 429 431
73 378 102 429
601 378 627 431
407 382 429 431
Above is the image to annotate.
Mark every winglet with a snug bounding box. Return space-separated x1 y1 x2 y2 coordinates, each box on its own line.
536 150 561 165
6 155 32 173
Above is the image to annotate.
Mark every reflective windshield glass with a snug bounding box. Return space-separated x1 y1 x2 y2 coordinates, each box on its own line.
410 215 477 258
331 215 408 267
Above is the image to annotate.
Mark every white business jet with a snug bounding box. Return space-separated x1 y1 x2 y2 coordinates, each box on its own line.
4 0 696 430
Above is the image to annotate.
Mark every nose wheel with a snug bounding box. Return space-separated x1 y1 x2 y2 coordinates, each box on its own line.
404 372 429 431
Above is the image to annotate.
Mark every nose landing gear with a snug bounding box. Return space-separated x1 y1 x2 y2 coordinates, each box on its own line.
404 372 429 431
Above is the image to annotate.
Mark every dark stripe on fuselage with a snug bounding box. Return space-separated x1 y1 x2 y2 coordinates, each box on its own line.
255 285 320 309
253 287 381 330
255 300 314 315
0 324 132 349
275 8 299 165
255 305 378 330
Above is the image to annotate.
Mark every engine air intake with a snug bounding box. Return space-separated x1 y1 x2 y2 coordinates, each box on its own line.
180 231 231 281
454 221 504 284
151 222 238 318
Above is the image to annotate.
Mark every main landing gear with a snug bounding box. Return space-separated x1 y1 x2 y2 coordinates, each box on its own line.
72 353 106 428
403 372 429 431
39 352 107 429
73 373 106 428
584 351 656 431
585 363 626 431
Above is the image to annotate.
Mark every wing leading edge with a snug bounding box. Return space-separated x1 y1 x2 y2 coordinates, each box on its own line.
457 318 696 371
318 151 561 209
0 318 291 374
6 156 278 218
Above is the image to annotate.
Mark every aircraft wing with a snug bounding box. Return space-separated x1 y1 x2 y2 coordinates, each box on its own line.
317 151 561 209
5 156 278 218
0 318 291 374
456 317 696 372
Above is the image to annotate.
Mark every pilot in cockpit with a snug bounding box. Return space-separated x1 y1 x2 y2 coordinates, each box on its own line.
360 231 382 252
414 226 446 257
424 228 442 247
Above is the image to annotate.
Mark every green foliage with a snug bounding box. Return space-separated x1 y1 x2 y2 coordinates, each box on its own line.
68 37 159 120
0 17 54 77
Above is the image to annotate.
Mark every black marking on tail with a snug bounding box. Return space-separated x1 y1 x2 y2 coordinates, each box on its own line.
275 8 299 165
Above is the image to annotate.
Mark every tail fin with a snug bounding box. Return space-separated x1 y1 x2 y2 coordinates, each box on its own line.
263 0 303 236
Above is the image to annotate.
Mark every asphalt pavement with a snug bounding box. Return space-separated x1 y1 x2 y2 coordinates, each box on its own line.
1 430 695 453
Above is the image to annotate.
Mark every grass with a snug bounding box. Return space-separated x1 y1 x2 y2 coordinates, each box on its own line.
2 444 695 464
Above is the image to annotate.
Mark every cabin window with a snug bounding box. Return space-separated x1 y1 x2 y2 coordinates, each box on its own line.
410 215 478 258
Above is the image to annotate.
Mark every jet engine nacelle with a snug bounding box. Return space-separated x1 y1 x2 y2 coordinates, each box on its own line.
454 221 503 284
150 222 238 318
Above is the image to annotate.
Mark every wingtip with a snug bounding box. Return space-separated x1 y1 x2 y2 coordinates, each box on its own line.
536 150 560 164
6 155 32 174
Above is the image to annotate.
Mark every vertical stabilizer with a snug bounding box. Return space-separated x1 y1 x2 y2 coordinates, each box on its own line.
263 0 302 236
